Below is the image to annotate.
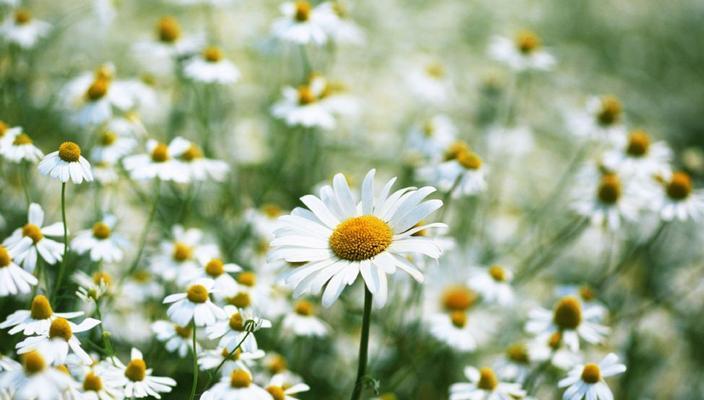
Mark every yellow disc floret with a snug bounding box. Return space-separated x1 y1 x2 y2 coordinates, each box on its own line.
477 367 498 391
124 359 146 382
49 318 73 341
626 130 650 157
83 372 103 392
597 96 622 126
22 223 43 244
441 285 476 312
187 284 209 303
267 385 286 400
237 272 257 287
666 171 692 201
0 246 11 267
157 16 181 43
597 173 621 205
553 296 582 330
294 300 315 316
581 363 601 384
30 295 53 319
516 30 541 54
22 351 46 375
172 242 193 262
13 133 32 145
205 258 225 277
151 143 170 162
203 47 223 63
329 216 393 261
230 369 252 388
58 142 81 162
294 1 311 22
92 222 111 239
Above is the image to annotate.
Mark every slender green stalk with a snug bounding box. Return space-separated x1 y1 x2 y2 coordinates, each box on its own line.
125 179 161 278
52 183 68 303
350 286 373 400
93 299 114 358
188 320 198 400
208 330 252 386
21 162 31 206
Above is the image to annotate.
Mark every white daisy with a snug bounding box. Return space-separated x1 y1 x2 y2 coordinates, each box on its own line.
38 141 93 184
271 1 330 45
467 264 515 306
489 30 556 71
555 285 607 322
0 130 44 163
494 343 532 384
152 320 199 358
149 225 218 284
122 137 191 183
90 129 137 164
0 294 84 336
428 311 477 352
272 169 445 307
181 256 242 297
0 244 37 296
199 347 265 375
226 270 273 314
271 77 336 129
406 114 457 162
183 46 240 84
405 61 453 105
0 120 21 150
201 368 271 400
71 215 126 263
487 126 535 157
282 299 329 337
419 142 487 198
0 351 73 400
172 140 230 182
16 317 101 365
103 348 177 399
3 203 64 272
206 305 271 352
265 373 311 400
566 96 627 142
527 331 583 371
650 170 704 221
73 270 113 301
0 9 51 49
245 204 287 242
132 16 204 75
163 279 226 327
73 363 125 400
602 130 671 179
450 366 526 400
316 1 365 45
558 353 626 400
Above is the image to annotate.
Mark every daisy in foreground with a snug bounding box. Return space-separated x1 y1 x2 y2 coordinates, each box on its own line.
163 278 225 327
38 141 93 183
450 366 526 400
0 351 72 399
558 353 626 400
103 348 177 399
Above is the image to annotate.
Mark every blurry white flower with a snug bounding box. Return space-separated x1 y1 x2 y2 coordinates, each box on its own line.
150 225 218 284
272 169 445 307
226 270 273 313
406 115 457 161
3 203 64 272
38 141 93 184
0 120 21 151
487 126 535 156
0 351 72 400
172 139 230 182
271 77 336 129
71 215 125 263
164 278 226 327
649 170 704 221
450 366 526 400
16 317 101 365
467 264 515 306
93 0 116 25
555 285 607 322
73 365 125 400
123 137 191 183
132 16 204 75
91 129 137 164
282 299 329 337
182 256 242 296
489 30 556 71
405 61 453 105
184 46 240 84
558 353 626 400
528 331 583 371
73 270 113 302
566 95 627 142
0 130 44 163
602 130 671 179
0 244 37 296
494 343 532 383
206 305 271 352
245 204 287 241
0 294 83 336
103 348 177 399
92 161 119 184
572 166 642 231
118 270 163 303
152 320 199 358
271 1 330 45
199 346 265 375
201 368 271 400
0 9 50 49
265 373 311 400
419 141 487 198
316 1 365 45
428 311 477 352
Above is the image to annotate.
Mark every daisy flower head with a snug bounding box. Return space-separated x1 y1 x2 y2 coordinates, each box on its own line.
467 264 515 306
207 305 271 352
0 120 21 150
103 348 176 399
0 9 51 49
602 129 672 179
406 60 453 105
122 137 190 183
74 364 125 400
173 139 230 182
38 141 93 184
567 95 627 142
198 346 265 375
163 278 226 327
132 16 204 74
0 244 38 296
0 351 73 400
271 1 330 45
526 295 609 352
152 320 199 358
494 343 532 383
650 170 704 221
316 1 365 45
73 270 114 302
182 256 242 296
149 225 218 284
71 215 125 263
183 46 240 84
271 76 336 129
201 368 271 400
16 316 101 365
489 29 556 71
91 128 137 164
428 310 477 352
0 294 83 335
265 373 311 400
406 114 457 162
450 366 526 400
559 353 626 400
419 141 487 198
272 169 446 308
527 331 583 371
282 299 329 337
3 203 64 272
0 129 44 163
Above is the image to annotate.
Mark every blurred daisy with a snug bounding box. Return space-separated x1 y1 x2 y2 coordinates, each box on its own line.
558 353 626 400
406 61 453 105
38 141 93 184
265 373 311 400
271 77 336 129
526 296 608 352
201 368 270 400
0 294 83 335
71 215 126 263
271 1 330 45
73 270 113 302
150 225 218 284
0 130 44 163
556 285 607 321
118 270 163 303
163 279 226 327
406 115 457 161
566 95 626 142
0 120 21 150
0 9 50 49
132 16 204 74
152 320 199 358
650 171 704 221
419 141 487 198
494 343 532 383
572 167 642 231
199 347 265 375
182 256 242 296
90 129 137 163
272 169 445 307
282 299 329 337
173 140 230 181
316 1 365 45
0 244 37 296
123 137 190 183
184 46 240 84
3 203 64 272
227 271 272 312
74 366 125 400
16 317 101 365
450 366 526 400
602 130 671 178
103 348 176 399
528 331 583 371
489 30 555 71
467 264 515 306
92 161 120 184
428 310 477 352
206 305 271 352
0 351 72 399
245 204 286 241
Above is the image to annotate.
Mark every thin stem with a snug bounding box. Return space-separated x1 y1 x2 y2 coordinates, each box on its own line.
21 161 31 206
93 299 114 359
188 320 198 400
350 286 373 400
207 330 252 388
52 183 68 303
125 179 161 278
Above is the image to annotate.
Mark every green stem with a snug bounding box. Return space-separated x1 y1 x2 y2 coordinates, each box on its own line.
350 286 373 400
21 161 31 206
125 179 161 278
52 183 68 303
188 320 198 400
208 330 251 386
93 299 114 358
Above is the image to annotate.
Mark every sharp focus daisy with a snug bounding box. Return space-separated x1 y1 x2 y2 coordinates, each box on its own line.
0 244 37 296
558 353 626 400
163 279 226 327
71 215 126 263
419 141 487 198
271 169 445 307
38 141 93 184
0 9 51 49
201 368 271 400
467 264 515 306
152 320 199 358
282 299 329 337
271 76 336 129
3 203 64 272
650 170 704 221
0 351 72 400
122 137 191 183
206 305 271 352
489 30 556 71
0 130 44 163
449 366 526 400
103 348 177 399
16 317 101 365
0 294 84 335
271 1 330 45
183 46 240 84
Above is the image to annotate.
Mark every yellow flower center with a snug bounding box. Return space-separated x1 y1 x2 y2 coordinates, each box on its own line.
94 65 113 81
237 272 257 287
579 286 595 301
92 222 111 239
506 343 529 364
294 0 311 22
172 242 193 262
267 385 286 400
175 325 192 338
22 224 44 244
15 9 32 25
133 270 151 282
597 173 621 205
92 271 112 287
477 367 498 391
58 142 81 162
124 359 146 382
30 295 53 319
666 171 692 201
151 143 169 162
83 372 103 392
294 300 315 316
221 347 241 360
515 30 541 54
456 149 482 170
449 311 467 328
13 133 33 145
85 79 110 101
49 318 73 341
425 62 445 79
597 96 621 126
230 369 252 388
581 363 601 384
441 286 476 312
100 131 118 146
187 284 209 303
22 351 45 375
298 85 316 105
205 258 225 277
203 47 223 63
228 292 251 308
444 141 471 161
181 144 203 162
262 203 282 218
488 265 506 281
0 246 11 267
229 312 245 331
157 16 181 43
553 296 582 330
268 355 287 374
0 121 7 137
626 130 650 157
329 216 393 261
548 331 562 349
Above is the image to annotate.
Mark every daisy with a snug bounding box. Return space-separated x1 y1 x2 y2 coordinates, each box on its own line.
602 130 671 179
0 120 21 150
90 129 137 164
181 256 242 296
73 270 113 301
122 137 191 183
525 296 609 352
265 373 311 400
428 310 477 352
206 305 271 352
316 1 365 45
0 130 44 163
406 114 457 162
71 215 126 263
555 285 607 322
489 30 556 71
118 270 163 304
16 317 101 365
0 244 38 296
38 141 93 184
282 299 329 337
449 366 526 400
3 203 64 272
102 348 176 399
226 270 272 313
467 264 515 306
271 77 336 129
495 343 532 383
272 169 445 307
132 16 204 75
0 351 73 400
271 1 330 45
566 96 626 142
0 294 84 335
558 354 626 400
199 347 265 375
405 61 453 105
183 46 240 84
0 9 51 49
172 139 230 182
149 225 218 284
419 141 487 198
650 171 704 221
163 279 226 327
74 364 125 400
92 161 119 184
201 368 271 400
152 320 199 358
527 331 583 371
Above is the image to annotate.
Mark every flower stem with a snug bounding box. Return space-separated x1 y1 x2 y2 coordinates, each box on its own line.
207 330 252 387
350 285 373 400
188 320 198 400
93 299 114 358
52 182 68 303
126 179 161 278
